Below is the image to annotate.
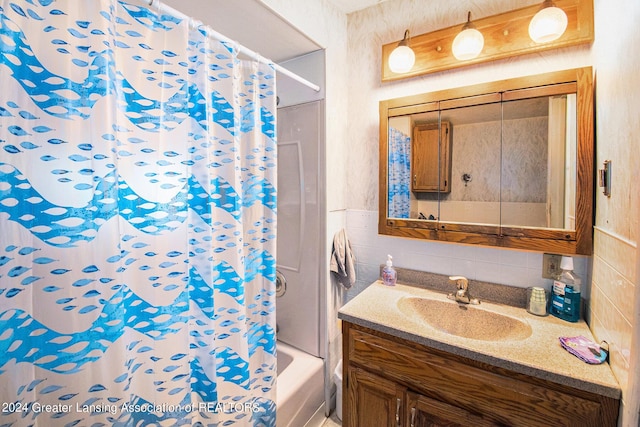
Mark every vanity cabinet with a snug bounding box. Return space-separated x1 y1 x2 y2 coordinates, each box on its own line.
343 321 619 427
411 121 451 193
349 367 492 427
347 368 403 427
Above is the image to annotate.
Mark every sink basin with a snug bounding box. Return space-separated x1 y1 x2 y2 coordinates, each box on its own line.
397 296 532 341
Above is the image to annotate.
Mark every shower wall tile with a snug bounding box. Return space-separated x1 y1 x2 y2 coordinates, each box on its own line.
592 250 635 326
589 228 637 408
343 209 589 297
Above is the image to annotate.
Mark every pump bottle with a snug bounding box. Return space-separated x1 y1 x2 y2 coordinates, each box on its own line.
550 256 581 322
382 254 397 286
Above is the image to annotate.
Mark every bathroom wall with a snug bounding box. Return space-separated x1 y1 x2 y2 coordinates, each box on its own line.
432 117 548 226
344 0 591 292
258 0 639 423
589 0 640 423
448 117 548 204
345 0 639 425
257 0 348 211
407 115 548 225
258 0 350 413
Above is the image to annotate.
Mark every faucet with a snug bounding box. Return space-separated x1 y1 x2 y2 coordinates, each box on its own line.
448 276 480 305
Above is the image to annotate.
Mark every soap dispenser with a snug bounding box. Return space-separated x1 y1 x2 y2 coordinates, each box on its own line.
382 254 397 286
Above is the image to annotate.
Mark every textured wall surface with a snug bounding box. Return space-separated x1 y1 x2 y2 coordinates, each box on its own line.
447 117 547 203
262 0 639 423
588 0 640 423
343 0 639 424
260 0 350 413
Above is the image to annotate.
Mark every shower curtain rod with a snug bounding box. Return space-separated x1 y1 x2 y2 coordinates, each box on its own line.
145 0 321 92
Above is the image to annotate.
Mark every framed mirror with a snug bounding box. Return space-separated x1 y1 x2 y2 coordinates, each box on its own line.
379 68 594 254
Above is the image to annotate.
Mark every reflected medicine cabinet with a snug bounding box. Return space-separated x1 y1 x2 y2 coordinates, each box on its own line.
379 67 594 255
412 122 451 193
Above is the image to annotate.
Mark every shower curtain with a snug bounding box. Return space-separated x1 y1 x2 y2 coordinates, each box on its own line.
0 1 277 426
388 128 410 218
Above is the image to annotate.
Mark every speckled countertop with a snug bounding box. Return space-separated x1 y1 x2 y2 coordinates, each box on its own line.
338 280 621 399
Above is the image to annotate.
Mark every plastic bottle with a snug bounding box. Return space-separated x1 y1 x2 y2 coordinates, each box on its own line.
382 254 397 286
550 256 581 322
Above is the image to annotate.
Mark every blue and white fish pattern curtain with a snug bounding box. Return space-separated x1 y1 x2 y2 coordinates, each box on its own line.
0 1 277 426
388 128 410 218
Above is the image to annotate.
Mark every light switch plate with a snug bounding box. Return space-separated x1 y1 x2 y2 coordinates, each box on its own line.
599 160 611 197
542 253 562 279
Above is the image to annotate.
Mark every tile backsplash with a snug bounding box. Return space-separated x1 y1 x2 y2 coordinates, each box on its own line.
344 209 590 302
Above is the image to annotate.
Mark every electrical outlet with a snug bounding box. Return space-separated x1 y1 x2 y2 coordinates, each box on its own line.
542 253 562 279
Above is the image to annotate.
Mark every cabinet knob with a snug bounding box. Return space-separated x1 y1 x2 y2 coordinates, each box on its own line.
396 398 402 427
410 407 416 427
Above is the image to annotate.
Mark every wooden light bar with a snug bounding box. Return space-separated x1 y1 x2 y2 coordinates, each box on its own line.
381 0 593 82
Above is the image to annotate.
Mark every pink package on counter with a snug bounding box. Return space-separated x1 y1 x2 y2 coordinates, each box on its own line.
559 336 608 364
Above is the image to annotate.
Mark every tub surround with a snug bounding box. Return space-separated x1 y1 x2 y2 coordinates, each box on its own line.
276 341 325 427
339 274 620 399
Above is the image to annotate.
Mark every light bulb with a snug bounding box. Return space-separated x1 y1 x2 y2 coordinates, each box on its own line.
388 45 415 73
452 12 484 61
529 2 568 43
452 28 484 60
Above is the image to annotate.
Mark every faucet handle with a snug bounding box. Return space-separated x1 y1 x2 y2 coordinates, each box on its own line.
448 276 468 290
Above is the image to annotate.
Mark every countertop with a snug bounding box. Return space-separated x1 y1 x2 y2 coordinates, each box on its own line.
338 280 621 399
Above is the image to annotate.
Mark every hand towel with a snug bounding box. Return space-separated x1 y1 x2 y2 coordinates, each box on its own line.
330 229 356 289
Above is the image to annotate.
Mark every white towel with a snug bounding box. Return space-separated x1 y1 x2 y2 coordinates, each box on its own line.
330 229 356 289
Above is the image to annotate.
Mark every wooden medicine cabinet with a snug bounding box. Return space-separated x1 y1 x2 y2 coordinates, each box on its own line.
380 67 594 254
412 122 451 193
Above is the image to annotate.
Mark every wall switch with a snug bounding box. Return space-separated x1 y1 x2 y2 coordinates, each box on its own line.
542 253 562 279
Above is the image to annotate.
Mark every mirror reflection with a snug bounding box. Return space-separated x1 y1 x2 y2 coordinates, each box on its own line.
501 95 577 230
387 92 577 231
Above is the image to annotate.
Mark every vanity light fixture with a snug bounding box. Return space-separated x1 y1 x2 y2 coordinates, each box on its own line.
388 29 415 73
452 12 484 61
529 0 569 43
380 0 593 82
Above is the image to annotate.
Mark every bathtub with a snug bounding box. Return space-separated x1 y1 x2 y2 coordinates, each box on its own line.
276 341 325 427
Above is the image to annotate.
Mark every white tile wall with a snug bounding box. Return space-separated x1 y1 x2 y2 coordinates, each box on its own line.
344 209 590 302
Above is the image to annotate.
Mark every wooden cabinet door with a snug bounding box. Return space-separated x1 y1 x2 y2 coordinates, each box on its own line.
411 122 451 193
344 322 619 427
406 391 496 427
347 366 405 427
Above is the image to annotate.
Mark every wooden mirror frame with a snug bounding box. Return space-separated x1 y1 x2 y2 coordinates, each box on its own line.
379 67 594 255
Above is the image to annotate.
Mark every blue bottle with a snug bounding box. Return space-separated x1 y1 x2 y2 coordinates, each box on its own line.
550 256 581 322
